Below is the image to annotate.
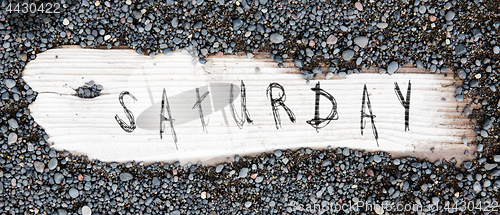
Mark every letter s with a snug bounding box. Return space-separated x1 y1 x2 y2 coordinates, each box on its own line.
115 91 137 132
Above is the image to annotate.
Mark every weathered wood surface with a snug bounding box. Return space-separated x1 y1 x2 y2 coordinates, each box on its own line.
23 47 476 165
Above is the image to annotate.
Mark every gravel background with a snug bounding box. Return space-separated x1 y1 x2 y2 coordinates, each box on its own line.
1 0 500 214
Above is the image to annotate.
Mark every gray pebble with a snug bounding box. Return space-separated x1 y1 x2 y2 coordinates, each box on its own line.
483 119 493 130
387 61 399 75
48 158 58 170
270 33 284 44
445 11 455 21
458 69 467 79
354 36 369 48
342 49 355 61
473 181 482 193
373 155 381 163
485 163 498 171
494 155 500 162
120 172 134 181
338 72 347 78
455 44 467 55
54 173 64 184
245 201 252 208
481 130 488 137
377 22 388 29
494 46 500 54
255 176 264 183
34 161 45 173
342 148 350 156
456 94 464 102
4 79 15 89
274 149 282 157
81 206 92 215
239 168 249 178
69 188 79 198
233 18 244 31
7 132 17 144
216 164 224 173
294 59 303 68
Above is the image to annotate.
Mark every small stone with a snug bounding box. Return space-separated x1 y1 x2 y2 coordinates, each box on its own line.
429 15 437 22
491 169 500 177
294 59 304 68
19 54 27 61
473 181 482 193
354 36 369 48
239 168 249 178
354 2 363 11
494 46 500 54
326 35 338 45
216 164 224 173
54 173 64 184
309 40 315 47
325 72 334 80
81 206 92 215
34 161 45 173
432 197 440 204
48 158 58 170
245 201 252 208
419 5 427 14
274 150 282 157
104 35 111 41
270 33 284 44
342 148 350 156
458 70 467 79
312 67 322 74
481 130 488 137
4 79 16 89
201 191 207 199
373 155 381 163
233 18 244 30
483 119 493 130
8 133 17 144
377 23 388 29
387 61 399 75
494 155 500 162
69 188 79 198
342 49 355 61
63 18 70 26
374 204 384 215
338 72 347 78
247 53 254 58
120 173 133 181
455 44 467 55
445 11 456 21
485 163 498 171
255 176 264 183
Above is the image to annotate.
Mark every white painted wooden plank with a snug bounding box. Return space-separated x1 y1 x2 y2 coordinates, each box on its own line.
23 47 476 165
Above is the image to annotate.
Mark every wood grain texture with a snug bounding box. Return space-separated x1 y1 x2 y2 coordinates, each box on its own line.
23 47 476 165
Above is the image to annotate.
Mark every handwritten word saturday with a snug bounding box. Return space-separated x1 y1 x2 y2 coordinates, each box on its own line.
115 81 411 149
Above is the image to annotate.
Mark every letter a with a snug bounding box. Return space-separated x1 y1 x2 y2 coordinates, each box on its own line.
360 84 379 146
160 88 178 150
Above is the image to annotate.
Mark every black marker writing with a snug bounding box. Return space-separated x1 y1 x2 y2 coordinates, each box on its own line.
230 80 253 129
306 82 339 132
160 88 178 150
115 91 137 133
360 84 379 146
394 81 411 131
266 82 296 129
192 88 210 132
